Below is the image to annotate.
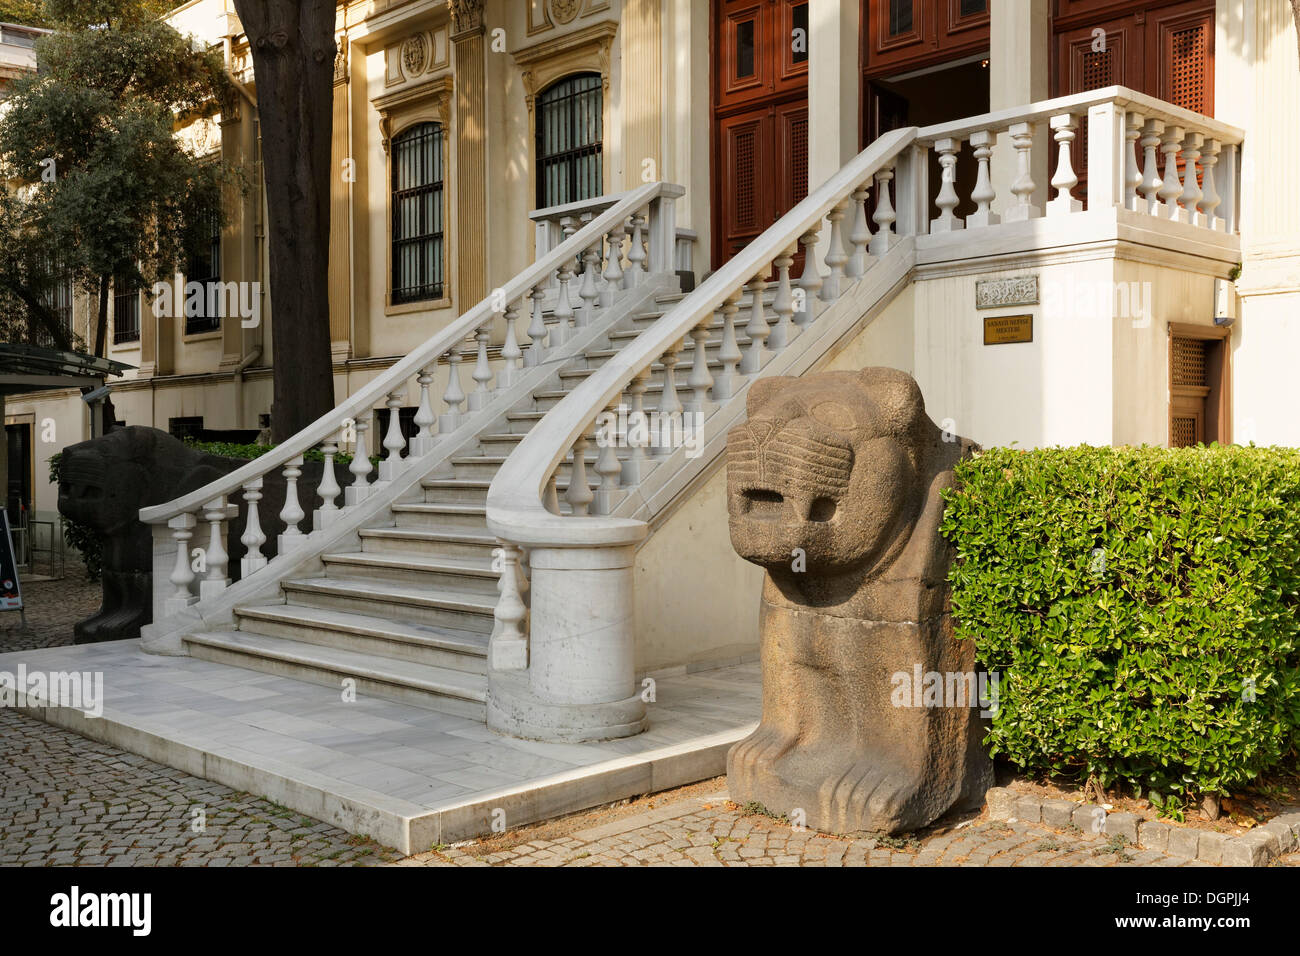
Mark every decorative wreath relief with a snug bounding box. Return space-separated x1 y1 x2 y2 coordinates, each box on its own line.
551 0 582 26
401 34 428 78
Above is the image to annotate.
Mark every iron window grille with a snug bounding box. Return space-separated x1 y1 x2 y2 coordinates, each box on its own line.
185 200 222 335
535 73 603 209
112 272 140 344
391 122 445 305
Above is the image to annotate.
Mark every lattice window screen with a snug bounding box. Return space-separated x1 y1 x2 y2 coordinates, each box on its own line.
1171 337 1207 388
1169 24 1208 114
734 127 757 229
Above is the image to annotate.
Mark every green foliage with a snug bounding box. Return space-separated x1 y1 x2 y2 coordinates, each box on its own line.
0 1 48 26
941 444 1300 800
183 438 374 469
46 452 101 581
0 0 234 351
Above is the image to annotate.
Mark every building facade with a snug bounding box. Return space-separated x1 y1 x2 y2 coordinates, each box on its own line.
5 0 1300 535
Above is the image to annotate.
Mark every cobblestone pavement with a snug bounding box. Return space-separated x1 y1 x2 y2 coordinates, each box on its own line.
4 707 1299 867
402 780 1222 868
0 564 99 652
3 570 1296 867
0 710 401 866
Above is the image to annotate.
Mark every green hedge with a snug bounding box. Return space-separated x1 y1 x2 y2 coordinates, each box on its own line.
941 444 1300 801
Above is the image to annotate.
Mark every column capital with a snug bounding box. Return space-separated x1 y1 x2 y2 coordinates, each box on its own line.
448 0 486 40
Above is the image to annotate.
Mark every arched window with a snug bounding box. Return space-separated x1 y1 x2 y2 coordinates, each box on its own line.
536 73 603 208
392 122 445 304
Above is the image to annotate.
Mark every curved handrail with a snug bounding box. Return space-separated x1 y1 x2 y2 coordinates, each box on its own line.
485 127 918 548
140 181 670 525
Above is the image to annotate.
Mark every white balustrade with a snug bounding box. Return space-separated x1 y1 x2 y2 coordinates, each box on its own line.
1158 124 1186 221
278 457 306 552
767 245 797 349
656 338 685 459
1181 132 1203 226
345 417 372 505
1005 122 1039 222
496 305 522 395
1123 112 1144 212
820 200 850 300
1138 117 1164 214
795 227 822 328
968 129 999 227
525 283 548 367
240 478 267 576
869 166 898 251
165 513 197 614
712 291 743 401
469 328 492 411
931 138 965 231
411 366 437 454
380 390 407 481
440 345 465 432
1047 114 1082 216
315 432 342 527
740 271 770 374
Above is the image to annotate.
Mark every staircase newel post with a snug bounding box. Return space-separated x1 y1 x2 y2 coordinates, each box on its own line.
648 190 677 276
489 540 529 671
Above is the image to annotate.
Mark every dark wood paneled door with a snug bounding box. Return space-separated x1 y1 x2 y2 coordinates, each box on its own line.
1053 1 1213 216
1053 0 1214 112
711 0 810 268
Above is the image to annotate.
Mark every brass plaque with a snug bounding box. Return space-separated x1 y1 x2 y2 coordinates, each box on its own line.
983 313 1033 345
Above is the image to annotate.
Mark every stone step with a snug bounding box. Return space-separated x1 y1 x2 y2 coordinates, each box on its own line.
390 501 489 532
321 549 499 594
420 478 492 504
184 629 487 719
234 603 488 674
282 575 497 633
359 527 499 561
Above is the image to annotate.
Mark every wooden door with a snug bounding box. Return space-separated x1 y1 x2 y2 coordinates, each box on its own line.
711 0 810 268
1053 0 1214 113
862 0 991 78
1168 323 1230 447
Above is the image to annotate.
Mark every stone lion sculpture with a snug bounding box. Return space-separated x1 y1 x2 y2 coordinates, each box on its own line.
724 367 992 835
57 426 348 644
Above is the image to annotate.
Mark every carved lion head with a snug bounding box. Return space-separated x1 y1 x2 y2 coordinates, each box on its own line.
726 368 941 577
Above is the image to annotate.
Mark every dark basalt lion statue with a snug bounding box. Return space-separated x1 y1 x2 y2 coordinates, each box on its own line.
724 367 992 835
58 426 349 644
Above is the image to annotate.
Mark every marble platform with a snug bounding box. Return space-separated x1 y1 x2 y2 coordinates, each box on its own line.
0 641 759 854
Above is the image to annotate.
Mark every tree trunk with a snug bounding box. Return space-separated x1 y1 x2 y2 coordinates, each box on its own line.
95 273 110 357
233 0 337 442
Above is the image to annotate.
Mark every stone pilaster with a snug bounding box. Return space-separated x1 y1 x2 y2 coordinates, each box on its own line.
328 40 353 359
450 0 488 309
622 0 661 188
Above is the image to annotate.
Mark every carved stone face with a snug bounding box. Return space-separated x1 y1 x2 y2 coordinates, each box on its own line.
726 369 926 576
58 433 147 537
